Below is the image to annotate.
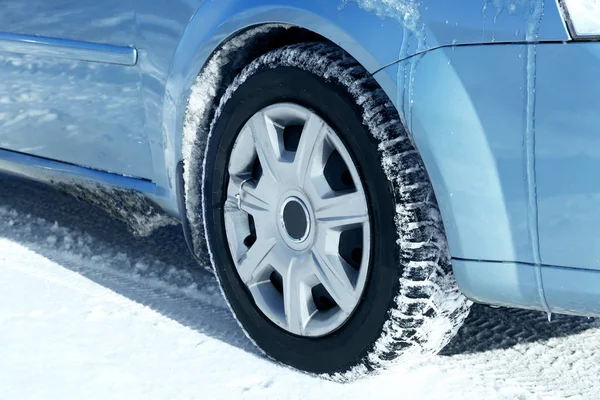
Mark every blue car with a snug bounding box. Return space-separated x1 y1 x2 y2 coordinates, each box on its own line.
1 0 598 376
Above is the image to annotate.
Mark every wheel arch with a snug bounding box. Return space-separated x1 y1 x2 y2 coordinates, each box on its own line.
162 2 402 192
167 5 402 257
172 23 331 258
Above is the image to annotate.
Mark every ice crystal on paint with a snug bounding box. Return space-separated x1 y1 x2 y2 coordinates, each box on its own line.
342 0 426 132
342 0 422 31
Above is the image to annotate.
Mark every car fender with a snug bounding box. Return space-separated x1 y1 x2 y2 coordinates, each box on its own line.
160 1 406 193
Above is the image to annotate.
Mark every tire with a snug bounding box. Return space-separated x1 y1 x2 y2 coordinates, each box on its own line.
200 42 471 378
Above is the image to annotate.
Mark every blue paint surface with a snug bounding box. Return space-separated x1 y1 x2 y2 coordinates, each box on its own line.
2 0 600 316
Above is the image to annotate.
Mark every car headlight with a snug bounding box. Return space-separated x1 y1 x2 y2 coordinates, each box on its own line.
561 0 600 37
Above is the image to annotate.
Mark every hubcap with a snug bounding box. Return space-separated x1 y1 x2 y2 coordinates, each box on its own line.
223 103 371 337
281 197 310 242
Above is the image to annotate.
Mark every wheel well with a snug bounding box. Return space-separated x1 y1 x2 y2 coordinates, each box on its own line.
213 25 327 98
180 24 332 259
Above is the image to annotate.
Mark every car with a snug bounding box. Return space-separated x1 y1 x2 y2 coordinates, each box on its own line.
1 0 597 378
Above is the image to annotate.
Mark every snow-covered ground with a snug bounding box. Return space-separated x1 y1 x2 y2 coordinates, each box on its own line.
1 175 600 399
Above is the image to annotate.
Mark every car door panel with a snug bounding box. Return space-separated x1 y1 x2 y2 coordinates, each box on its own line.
2 0 134 46
0 0 153 179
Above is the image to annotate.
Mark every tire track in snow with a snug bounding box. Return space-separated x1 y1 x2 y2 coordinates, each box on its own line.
2 174 600 398
0 174 258 354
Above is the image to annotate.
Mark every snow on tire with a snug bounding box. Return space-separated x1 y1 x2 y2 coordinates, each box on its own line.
195 42 471 379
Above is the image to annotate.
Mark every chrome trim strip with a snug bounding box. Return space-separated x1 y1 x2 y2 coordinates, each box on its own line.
0 147 154 192
0 32 137 66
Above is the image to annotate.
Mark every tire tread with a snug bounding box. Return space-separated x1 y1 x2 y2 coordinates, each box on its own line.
206 42 471 379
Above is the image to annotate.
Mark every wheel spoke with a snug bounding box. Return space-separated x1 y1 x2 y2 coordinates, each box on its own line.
314 191 368 231
295 114 328 187
311 248 358 314
237 237 277 285
249 112 282 183
224 103 372 337
283 257 311 335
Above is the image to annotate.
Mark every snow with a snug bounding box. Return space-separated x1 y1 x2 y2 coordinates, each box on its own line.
347 0 427 131
2 175 600 398
0 13 596 395
182 24 289 261
342 0 422 31
52 180 178 238
562 0 600 36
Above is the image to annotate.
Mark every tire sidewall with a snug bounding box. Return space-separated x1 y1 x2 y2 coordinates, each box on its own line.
203 66 401 373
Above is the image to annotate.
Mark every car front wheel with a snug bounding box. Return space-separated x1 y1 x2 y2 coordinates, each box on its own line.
199 42 471 377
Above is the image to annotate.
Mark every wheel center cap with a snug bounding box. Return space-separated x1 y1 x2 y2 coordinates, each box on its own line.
281 197 310 242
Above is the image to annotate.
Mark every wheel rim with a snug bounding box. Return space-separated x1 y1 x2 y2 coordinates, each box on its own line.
223 103 371 337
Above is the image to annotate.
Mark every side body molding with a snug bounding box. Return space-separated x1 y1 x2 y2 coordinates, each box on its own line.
0 32 137 65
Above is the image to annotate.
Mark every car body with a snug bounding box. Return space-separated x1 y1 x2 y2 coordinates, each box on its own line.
1 0 599 368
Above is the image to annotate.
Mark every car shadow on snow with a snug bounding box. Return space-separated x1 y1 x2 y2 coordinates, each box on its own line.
0 174 262 358
1 175 598 360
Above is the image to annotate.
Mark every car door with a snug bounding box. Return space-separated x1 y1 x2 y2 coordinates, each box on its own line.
0 0 153 180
